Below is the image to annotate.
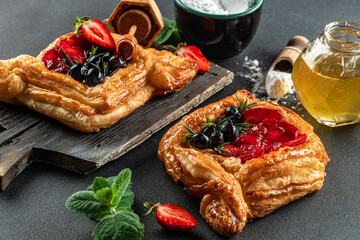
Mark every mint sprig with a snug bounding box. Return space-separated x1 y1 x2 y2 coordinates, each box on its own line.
154 18 182 46
65 169 143 240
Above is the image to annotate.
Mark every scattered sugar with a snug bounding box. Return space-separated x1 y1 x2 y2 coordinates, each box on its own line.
181 0 253 15
239 57 304 113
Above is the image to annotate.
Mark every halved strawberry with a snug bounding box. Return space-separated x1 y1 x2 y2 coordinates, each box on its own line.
58 45 86 64
73 16 115 52
176 45 210 72
57 35 86 49
144 202 197 231
42 49 59 61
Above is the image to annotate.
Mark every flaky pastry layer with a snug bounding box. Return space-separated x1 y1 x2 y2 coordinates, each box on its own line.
0 33 197 132
158 90 330 236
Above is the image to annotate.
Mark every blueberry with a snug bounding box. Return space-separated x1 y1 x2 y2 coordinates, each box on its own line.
109 55 126 70
102 52 111 62
225 106 242 123
219 122 239 143
190 133 210 149
87 55 102 66
85 68 104 86
202 126 217 137
216 117 233 126
210 131 224 147
67 64 85 82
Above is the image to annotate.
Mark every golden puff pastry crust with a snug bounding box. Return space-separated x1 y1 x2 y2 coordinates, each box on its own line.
158 89 330 236
0 33 197 132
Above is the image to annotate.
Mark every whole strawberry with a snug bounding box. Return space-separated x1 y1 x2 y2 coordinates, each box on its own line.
73 16 116 52
144 202 197 231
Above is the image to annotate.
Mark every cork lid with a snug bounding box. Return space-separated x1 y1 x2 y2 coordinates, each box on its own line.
108 0 164 47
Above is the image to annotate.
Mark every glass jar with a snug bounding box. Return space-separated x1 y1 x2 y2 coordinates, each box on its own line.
292 21 360 127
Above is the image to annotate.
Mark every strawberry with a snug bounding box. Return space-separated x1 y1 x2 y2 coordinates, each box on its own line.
176 45 210 72
73 16 115 52
57 35 86 49
58 45 86 64
144 202 197 231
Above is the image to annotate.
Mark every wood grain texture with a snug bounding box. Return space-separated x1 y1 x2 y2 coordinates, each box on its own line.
0 63 233 190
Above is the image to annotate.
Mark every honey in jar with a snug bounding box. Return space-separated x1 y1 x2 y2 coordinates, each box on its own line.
292 21 360 127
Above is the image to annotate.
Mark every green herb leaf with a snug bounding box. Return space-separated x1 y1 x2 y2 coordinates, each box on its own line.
154 18 182 46
214 142 231 154
65 191 110 221
216 115 234 126
94 187 114 206
202 114 216 127
92 210 144 240
235 123 253 134
111 168 132 207
91 177 111 193
73 16 91 37
60 47 74 67
91 46 98 58
236 95 258 112
115 184 134 211
90 63 102 71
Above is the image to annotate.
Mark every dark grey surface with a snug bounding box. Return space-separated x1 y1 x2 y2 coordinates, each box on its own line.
0 0 359 239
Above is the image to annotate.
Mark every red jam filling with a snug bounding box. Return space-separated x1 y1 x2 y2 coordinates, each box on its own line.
221 108 307 163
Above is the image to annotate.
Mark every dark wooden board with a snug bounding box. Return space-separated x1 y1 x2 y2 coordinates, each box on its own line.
0 63 233 190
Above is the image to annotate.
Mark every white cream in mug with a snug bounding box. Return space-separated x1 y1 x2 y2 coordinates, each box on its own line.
181 0 254 15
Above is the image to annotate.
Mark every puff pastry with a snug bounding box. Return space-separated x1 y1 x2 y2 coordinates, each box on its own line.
0 33 197 132
158 89 330 236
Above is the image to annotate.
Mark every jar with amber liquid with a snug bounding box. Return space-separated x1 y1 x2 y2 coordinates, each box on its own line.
292 21 360 127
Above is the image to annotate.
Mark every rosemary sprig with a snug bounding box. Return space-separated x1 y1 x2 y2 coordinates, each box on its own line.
60 47 74 67
216 115 234 126
214 142 231 154
182 123 196 142
90 46 98 58
102 60 109 76
202 115 216 127
90 63 102 71
236 94 257 112
235 123 253 134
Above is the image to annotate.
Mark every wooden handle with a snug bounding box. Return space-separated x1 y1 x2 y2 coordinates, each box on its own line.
116 33 138 59
270 35 309 72
108 0 164 47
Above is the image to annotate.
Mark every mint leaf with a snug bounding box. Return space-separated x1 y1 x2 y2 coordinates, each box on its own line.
91 177 111 193
115 184 134 211
65 191 110 221
92 210 144 240
94 187 113 206
154 18 182 45
111 168 131 207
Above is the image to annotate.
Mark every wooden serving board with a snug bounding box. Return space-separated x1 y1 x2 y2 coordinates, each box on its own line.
0 63 233 191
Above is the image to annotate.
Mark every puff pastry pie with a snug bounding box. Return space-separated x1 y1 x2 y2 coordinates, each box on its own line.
0 33 197 132
158 89 330 236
